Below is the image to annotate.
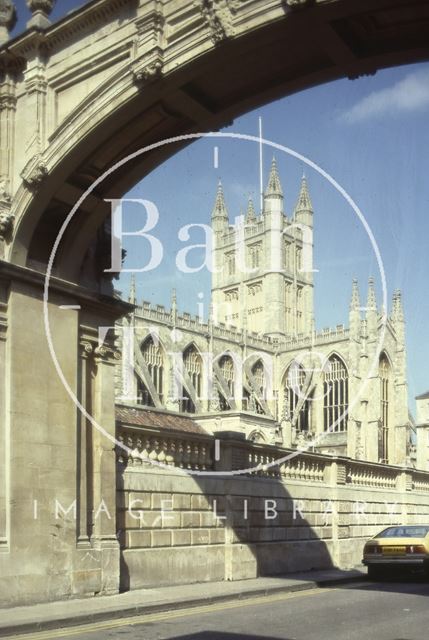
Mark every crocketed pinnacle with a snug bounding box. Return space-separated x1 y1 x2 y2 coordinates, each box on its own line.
129 274 136 305
171 288 177 315
392 289 404 323
366 277 377 312
246 196 256 223
211 179 228 219
265 156 283 197
295 174 313 213
350 278 360 311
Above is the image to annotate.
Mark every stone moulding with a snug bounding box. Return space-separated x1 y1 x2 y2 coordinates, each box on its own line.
198 0 236 44
20 153 48 189
0 206 14 241
132 49 164 84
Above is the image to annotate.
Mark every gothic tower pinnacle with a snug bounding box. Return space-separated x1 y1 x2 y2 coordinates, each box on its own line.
349 278 361 338
294 174 313 229
263 157 283 218
129 274 136 305
366 277 377 336
211 179 229 234
265 156 283 198
245 196 256 224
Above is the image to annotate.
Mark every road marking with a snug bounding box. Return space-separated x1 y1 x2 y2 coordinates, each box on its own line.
3 587 336 639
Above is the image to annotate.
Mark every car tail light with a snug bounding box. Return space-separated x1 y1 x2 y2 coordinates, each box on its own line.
405 545 426 554
365 545 382 554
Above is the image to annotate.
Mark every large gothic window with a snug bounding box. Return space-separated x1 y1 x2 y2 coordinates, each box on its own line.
246 359 265 415
284 364 311 431
285 281 293 333
323 355 348 432
218 354 235 411
379 353 390 463
284 240 291 270
180 344 202 413
249 243 261 270
138 336 164 406
226 251 236 276
297 286 303 333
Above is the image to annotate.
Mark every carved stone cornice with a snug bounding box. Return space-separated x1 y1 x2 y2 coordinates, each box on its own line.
198 0 236 44
132 51 163 84
79 340 94 359
20 153 48 189
131 7 165 86
25 72 48 94
0 93 15 110
94 344 121 363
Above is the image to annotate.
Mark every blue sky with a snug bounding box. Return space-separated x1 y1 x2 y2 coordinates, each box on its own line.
118 64 429 411
10 2 429 409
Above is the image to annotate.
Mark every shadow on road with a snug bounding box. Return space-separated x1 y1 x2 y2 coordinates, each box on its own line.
164 634 285 639
337 569 429 598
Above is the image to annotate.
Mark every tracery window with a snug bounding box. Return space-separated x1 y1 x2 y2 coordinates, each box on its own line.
297 286 303 333
226 251 236 276
138 335 163 406
323 355 348 432
249 243 261 270
296 247 302 271
250 359 265 415
180 344 202 413
285 281 293 333
379 353 390 463
284 363 311 431
218 354 235 411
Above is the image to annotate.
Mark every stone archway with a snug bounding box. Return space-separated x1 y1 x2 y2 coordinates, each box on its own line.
0 0 428 605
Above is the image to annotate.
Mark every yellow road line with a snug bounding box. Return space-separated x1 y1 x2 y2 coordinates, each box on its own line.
3 586 337 640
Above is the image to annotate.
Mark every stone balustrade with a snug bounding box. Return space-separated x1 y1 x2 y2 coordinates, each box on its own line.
116 423 427 492
345 459 399 490
117 426 214 472
412 472 429 493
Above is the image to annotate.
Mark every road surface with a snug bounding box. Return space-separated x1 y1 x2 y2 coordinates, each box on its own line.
6 576 429 640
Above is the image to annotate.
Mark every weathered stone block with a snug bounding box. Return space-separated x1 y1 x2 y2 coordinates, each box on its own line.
181 512 200 528
171 530 192 546
172 494 191 510
151 530 172 547
191 529 210 545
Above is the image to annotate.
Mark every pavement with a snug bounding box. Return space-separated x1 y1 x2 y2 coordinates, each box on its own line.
0 568 366 637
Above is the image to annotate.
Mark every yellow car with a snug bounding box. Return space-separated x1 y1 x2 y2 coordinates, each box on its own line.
363 525 429 578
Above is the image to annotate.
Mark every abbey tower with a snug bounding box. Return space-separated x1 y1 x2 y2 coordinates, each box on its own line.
211 158 314 338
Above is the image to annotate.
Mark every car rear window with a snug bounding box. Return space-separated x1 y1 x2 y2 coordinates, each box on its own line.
377 526 429 538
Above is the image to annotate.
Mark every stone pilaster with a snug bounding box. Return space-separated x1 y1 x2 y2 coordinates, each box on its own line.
0 277 9 551
91 344 120 594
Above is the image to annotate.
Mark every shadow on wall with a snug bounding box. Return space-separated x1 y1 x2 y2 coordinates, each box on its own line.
117 431 336 591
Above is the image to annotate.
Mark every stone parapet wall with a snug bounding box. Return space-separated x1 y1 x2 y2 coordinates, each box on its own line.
116 426 429 590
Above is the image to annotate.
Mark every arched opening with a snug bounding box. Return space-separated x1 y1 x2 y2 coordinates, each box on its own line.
323 354 348 433
283 363 312 432
379 352 391 464
180 344 203 414
216 353 235 412
137 335 164 407
250 359 266 415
